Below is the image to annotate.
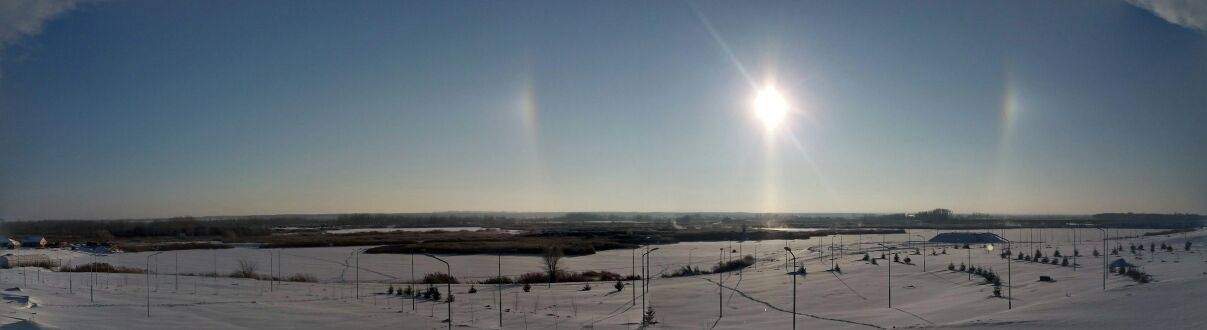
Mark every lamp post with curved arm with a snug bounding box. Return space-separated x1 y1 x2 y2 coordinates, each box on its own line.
1096 228 1107 290
784 247 798 330
423 254 453 330
146 251 166 317
876 243 893 308
641 247 659 315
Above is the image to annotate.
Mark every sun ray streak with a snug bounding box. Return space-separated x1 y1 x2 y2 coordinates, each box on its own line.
782 126 842 209
690 2 757 89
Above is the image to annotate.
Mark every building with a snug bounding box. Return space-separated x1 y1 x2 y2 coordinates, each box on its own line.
927 232 1008 244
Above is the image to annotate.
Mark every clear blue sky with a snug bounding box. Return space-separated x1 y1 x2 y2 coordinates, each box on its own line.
1 0 1204 219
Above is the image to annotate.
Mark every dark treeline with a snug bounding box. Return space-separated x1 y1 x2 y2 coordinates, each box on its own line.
3 211 1200 242
1 213 526 241
2 217 276 240
778 211 1204 229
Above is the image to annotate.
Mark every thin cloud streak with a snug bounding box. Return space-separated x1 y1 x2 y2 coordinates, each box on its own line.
1127 0 1207 33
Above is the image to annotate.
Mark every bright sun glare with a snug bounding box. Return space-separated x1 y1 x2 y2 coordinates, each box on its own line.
753 86 789 131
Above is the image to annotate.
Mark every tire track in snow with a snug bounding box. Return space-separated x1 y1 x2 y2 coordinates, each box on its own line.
830 271 869 300
701 277 883 329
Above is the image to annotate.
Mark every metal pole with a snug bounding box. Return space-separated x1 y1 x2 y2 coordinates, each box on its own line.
411 254 416 311
146 251 164 317
355 250 360 300
640 247 659 316
718 248 723 319
498 254 503 329
175 252 179 292
423 254 452 330
1072 228 1077 272
784 247 797 330
1008 241 1012 309
90 256 95 302
1099 228 1106 290
146 257 151 317
641 247 647 313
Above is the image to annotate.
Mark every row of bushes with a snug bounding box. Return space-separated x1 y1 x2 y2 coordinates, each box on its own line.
947 262 1002 286
1116 267 1152 283
417 270 639 285
58 262 319 282
662 255 756 278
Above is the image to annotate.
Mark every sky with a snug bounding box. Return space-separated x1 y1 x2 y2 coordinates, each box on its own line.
0 0 1204 220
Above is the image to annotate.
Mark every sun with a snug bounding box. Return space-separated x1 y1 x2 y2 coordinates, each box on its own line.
753 86 789 131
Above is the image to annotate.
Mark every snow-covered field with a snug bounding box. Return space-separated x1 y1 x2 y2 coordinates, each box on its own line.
1 228 1204 329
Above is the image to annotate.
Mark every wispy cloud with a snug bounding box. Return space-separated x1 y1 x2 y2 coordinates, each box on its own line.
0 0 83 75
1127 0 1207 33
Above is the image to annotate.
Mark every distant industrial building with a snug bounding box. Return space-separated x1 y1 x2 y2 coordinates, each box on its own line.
928 232 1008 244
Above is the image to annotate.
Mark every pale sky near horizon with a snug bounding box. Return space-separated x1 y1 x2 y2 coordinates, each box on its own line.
1 0 1204 220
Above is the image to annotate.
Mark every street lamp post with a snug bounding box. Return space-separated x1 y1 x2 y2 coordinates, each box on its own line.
876 243 893 308
1007 241 1013 309
967 243 973 281
784 247 798 330
631 248 637 306
1096 228 1107 290
986 243 1009 310
146 251 166 317
497 253 503 329
718 247 723 319
423 254 453 330
641 247 659 316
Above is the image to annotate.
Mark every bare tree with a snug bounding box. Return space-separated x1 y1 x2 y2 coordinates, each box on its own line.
233 258 259 278
543 246 564 284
